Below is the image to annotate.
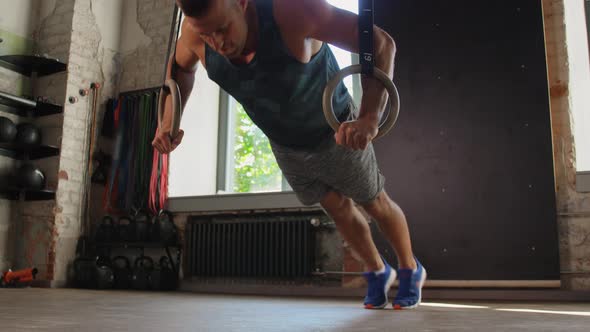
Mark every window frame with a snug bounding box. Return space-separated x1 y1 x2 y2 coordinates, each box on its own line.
215 91 292 194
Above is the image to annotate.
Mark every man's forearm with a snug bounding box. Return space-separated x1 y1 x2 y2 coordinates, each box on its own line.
161 55 196 131
358 27 396 124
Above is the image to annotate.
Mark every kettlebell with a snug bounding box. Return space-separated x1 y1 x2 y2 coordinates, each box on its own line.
150 210 178 245
132 209 150 242
112 256 133 289
0 116 17 142
159 256 178 291
95 216 115 243
95 256 114 290
149 256 176 291
132 256 154 290
116 216 133 243
150 259 163 291
73 256 96 289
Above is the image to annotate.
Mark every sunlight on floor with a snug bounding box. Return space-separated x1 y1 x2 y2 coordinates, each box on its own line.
495 308 590 317
422 302 590 317
421 302 490 309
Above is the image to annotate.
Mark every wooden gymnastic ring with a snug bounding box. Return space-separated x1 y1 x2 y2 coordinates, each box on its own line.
157 79 182 138
322 64 400 140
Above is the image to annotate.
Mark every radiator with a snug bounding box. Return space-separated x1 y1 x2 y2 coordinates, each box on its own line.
187 212 320 279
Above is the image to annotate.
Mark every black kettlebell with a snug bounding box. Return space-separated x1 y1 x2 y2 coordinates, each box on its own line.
132 256 154 290
148 215 159 242
0 116 17 142
116 216 133 243
16 164 45 190
159 256 178 291
123 216 138 242
149 256 177 291
15 122 41 148
132 209 150 242
73 256 96 289
150 260 163 291
95 256 114 290
112 256 133 289
150 210 178 245
95 216 115 243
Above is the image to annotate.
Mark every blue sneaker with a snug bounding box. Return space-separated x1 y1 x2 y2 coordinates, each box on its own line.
393 258 427 310
362 260 396 309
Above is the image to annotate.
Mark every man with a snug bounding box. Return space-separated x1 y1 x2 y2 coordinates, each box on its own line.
153 0 426 310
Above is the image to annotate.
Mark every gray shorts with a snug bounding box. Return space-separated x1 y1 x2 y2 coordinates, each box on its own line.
269 136 386 206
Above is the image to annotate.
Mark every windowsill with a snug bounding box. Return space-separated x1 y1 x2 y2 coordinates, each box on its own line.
168 191 320 213
577 171 590 192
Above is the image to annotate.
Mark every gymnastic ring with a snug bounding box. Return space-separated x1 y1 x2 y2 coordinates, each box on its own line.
322 64 400 140
157 79 182 139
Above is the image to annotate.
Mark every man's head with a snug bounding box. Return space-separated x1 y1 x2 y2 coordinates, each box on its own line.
177 0 250 59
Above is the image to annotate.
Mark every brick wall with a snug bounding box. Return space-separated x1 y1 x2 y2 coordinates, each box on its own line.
24 0 173 285
9 0 174 285
50 0 125 285
542 0 590 290
2 0 126 284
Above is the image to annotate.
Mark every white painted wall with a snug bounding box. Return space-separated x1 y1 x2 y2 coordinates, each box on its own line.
119 0 151 54
0 0 38 37
91 0 124 52
169 65 220 197
564 0 590 172
38 0 57 26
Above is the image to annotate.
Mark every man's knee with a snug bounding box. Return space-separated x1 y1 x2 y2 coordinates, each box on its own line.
320 191 355 219
360 190 389 215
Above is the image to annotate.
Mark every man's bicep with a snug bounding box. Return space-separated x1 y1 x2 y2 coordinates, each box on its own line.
277 0 359 53
307 4 359 54
299 1 395 66
173 23 200 72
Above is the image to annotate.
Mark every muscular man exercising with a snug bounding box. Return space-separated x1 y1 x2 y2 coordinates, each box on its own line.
153 0 426 310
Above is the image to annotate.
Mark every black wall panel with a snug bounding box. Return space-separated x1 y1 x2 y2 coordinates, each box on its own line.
370 0 559 279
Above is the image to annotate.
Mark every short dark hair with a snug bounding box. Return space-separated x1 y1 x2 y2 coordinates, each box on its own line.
177 0 213 17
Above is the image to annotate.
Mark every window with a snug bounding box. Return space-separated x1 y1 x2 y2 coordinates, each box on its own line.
216 0 360 194
220 97 287 194
566 0 590 172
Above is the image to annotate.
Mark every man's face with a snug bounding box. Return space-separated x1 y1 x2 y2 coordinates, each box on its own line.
184 0 248 59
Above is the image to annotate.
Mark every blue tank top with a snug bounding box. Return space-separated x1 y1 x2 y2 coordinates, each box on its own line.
204 0 352 149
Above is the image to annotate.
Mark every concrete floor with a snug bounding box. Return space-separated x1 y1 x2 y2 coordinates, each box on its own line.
0 289 589 331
